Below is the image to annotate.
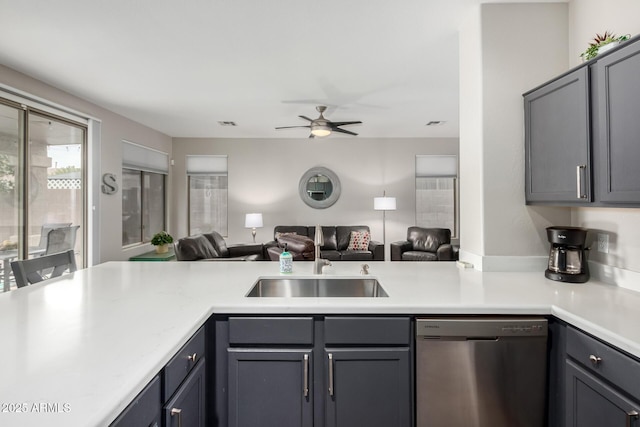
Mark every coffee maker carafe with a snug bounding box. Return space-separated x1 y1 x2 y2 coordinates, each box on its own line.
545 226 589 283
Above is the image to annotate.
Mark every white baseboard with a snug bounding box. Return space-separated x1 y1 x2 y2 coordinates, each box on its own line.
458 250 547 272
459 250 640 292
589 261 640 293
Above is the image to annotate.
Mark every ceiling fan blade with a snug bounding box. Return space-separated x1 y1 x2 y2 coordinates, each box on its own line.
308 133 315 139
275 125 311 129
298 115 314 122
329 121 362 127
331 127 358 136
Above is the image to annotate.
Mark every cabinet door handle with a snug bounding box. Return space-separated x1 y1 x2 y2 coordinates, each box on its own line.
589 354 602 366
627 410 639 427
187 353 197 363
303 354 309 398
576 165 587 199
170 407 183 427
328 353 334 397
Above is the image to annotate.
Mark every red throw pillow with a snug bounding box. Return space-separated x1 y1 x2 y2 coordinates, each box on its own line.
347 231 370 251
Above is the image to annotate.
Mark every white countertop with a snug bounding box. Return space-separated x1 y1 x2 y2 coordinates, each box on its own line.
1 260 640 426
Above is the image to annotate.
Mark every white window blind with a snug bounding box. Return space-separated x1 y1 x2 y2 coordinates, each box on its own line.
122 140 169 174
416 155 458 177
186 155 228 175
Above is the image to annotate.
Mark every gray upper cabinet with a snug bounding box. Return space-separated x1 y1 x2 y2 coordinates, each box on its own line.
596 40 640 203
524 36 640 207
524 67 591 204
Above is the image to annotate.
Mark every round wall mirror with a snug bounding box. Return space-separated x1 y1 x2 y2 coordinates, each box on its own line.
298 167 341 209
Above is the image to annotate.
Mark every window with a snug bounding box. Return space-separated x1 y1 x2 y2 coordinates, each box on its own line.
122 141 168 246
415 155 458 237
186 155 228 236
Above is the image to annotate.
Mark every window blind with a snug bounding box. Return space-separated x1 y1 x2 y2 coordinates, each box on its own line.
415 155 458 177
122 140 169 174
186 155 228 175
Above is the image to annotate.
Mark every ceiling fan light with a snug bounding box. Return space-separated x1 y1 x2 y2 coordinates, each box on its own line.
310 125 331 137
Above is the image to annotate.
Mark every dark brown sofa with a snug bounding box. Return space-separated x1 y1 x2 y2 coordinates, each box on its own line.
265 225 384 261
174 231 263 261
390 227 458 261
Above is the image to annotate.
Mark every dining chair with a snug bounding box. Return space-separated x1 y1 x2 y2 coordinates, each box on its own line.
36 223 72 250
10 249 77 288
45 225 80 255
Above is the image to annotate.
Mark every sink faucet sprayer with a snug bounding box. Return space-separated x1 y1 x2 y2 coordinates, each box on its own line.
314 224 331 274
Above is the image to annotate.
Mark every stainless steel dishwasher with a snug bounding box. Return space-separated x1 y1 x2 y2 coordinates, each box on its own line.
416 317 548 427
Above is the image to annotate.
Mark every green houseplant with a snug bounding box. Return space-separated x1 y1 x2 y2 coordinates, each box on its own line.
581 31 630 61
151 231 173 254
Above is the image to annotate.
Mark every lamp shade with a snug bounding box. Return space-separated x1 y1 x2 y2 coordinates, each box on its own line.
374 196 396 211
244 213 263 228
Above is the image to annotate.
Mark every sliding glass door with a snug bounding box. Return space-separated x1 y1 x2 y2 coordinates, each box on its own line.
0 99 86 292
0 101 23 292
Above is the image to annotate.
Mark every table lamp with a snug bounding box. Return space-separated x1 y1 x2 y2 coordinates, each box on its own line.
244 213 263 243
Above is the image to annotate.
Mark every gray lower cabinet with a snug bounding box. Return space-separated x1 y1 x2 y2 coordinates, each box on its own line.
565 326 640 427
566 360 640 427
110 326 206 427
595 39 640 203
324 348 411 427
227 349 313 427
548 319 567 427
164 358 206 427
110 375 162 427
524 67 591 204
214 315 412 427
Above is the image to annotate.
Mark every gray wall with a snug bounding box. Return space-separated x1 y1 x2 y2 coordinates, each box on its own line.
568 0 640 273
0 64 173 263
171 137 458 247
459 3 571 271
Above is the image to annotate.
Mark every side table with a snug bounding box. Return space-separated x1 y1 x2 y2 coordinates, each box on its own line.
129 249 176 262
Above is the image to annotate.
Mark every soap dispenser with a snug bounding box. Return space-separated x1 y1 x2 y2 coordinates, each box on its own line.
279 243 293 274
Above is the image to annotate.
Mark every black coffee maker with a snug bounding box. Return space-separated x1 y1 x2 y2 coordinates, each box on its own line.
545 226 589 283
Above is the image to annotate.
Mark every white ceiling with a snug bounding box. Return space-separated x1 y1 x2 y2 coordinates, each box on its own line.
0 0 528 139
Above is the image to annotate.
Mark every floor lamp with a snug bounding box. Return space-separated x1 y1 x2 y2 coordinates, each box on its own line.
374 191 396 260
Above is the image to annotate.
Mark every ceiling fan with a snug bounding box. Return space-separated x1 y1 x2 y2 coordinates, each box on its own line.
275 106 362 138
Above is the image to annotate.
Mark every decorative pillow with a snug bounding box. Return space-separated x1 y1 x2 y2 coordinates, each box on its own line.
347 230 370 251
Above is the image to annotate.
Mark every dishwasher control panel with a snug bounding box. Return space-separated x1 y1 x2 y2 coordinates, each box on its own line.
416 317 548 338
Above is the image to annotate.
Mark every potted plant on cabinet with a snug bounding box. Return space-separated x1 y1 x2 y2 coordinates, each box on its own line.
580 31 630 61
151 231 173 254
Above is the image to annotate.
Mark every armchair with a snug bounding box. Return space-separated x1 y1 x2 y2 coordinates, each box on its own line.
391 227 458 261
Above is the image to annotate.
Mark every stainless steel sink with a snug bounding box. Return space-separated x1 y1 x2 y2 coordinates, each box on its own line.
246 277 388 298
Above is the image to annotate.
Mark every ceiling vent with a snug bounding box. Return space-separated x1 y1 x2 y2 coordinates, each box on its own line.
218 121 237 126
426 121 446 126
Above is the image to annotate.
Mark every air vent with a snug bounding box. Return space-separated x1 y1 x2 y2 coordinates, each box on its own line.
218 121 237 126
426 121 446 126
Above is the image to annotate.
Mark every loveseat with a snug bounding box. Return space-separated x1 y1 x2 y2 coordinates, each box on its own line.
174 231 263 261
390 227 458 261
265 225 384 261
